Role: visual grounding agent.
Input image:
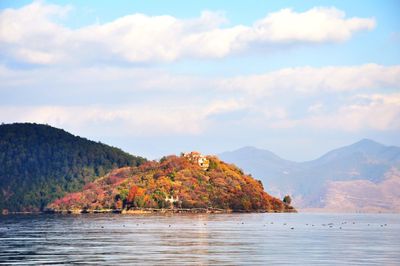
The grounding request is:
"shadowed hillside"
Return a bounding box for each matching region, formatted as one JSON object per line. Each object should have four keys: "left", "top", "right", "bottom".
{"left": 0, "top": 123, "right": 146, "bottom": 212}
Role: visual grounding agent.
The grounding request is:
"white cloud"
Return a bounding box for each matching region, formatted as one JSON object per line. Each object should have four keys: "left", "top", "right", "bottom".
{"left": 0, "top": 64, "right": 210, "bottom": 92}
{"left": 0, "top": 105, "right": 201, "bottom": 136}
{"left": 250, "top": 7, "right": 375, "bottom": 43}
{"left": 204, "top": 99, "right": 247, "bottom": 116}
{"left": 2, "top": 63, "right": 398, "bottom": 95}
{"left": 0, "top": 99, "right": 246, "bottom": 136}
{"left": 0, "top": 1, "right": 71, "bottom": 64}
{"left": 0, "top": 2, "right": 375, "bottom": 64}
{"left": 218, "top": 64, "right": 400, "bottom": 94}
{"left": 275, "top": 93, "right": 400, "bottom": 131}
{"left": 308, "top": 103, "right": 324, "bottom": 113}
{"left": 1, "top": 62, "right": 399, "bottom": 135}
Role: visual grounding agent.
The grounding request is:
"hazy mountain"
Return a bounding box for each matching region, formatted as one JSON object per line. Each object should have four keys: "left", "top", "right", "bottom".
{"left": 0, "top": 123, "right": 146, "bottom": 212}
{"left": 220, "top": 139, "right": 400, "bottom": 212}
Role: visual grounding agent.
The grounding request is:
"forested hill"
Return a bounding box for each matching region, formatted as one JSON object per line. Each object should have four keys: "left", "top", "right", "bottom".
{"left": 48, "top": 154, "right": 295, "bottom": 213}
{"left": 0, "top": 123, "right": 146, "bottom": 212}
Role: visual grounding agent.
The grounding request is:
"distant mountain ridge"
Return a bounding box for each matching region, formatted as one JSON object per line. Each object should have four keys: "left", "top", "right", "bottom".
{"left": 219, "top": 139, "right": 400, "bottom": 212}
{"left": 0, "top": 123, "right": 146, "bottom": 212}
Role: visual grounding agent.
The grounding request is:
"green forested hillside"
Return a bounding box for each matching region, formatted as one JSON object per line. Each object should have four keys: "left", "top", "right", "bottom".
{"left": 0, "top": 123, "right": 146, "bottom": 212}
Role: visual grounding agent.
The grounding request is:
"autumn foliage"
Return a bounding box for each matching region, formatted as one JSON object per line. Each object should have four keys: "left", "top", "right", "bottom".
{"left": 48, "top": 155, "right": 295, "bottom": 212}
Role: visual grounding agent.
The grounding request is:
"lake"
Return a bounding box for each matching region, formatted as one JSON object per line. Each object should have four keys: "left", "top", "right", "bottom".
{"left": 0, "top": 213, "right": 399, "bottom": 265}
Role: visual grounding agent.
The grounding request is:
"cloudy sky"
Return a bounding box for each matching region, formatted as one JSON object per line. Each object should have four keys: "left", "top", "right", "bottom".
{"left": 1, "top": 0, "right": 399, "bottom": 160}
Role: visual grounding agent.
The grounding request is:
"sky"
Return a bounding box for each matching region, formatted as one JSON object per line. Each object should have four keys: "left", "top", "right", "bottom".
{"left": 0, "top": 0, "right": 399, "bottom": 161}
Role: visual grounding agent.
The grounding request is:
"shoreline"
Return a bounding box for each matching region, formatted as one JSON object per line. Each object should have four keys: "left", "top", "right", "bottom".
{"left": 2, "top": 207, "right": 296, "bottom": 215}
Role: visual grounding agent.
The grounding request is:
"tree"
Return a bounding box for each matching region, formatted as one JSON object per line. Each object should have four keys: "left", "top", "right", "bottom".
{"left": 283, "top": 195, "right": 292, "bottom": 205}
{"left": 127, "top": 185, "right": 139, "bottom": 204}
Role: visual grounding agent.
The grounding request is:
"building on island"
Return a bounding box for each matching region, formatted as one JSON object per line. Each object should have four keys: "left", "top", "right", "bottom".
{"left": 165, "top": 195, "right": 179, "bottom": 209}
{"left": 182, "top": 151, "right": 209, "bottom": 170}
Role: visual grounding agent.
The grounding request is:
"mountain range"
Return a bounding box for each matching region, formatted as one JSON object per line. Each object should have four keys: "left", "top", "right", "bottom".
{"left": 219, "top": 139, "right": 400, "bottom": 212}
{"left": 1, "top": 122, "right": 398, "bottom": 213}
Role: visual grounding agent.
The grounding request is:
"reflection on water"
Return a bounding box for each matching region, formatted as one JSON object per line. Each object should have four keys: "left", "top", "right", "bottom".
{"left": 0, "top": 213, "right": 399, "bottom": 265}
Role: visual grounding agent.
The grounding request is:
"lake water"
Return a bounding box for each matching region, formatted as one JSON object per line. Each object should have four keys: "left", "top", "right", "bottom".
{"left": 0, "top": 213, "right": 399, "bottom": 265}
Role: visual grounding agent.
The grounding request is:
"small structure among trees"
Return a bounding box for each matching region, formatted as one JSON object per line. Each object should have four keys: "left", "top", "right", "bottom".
{"left": 164, "top": 195, "right": 180, "bottom": 209}
{"left": 182, "top": 151, "right": 210, "bottom": 170}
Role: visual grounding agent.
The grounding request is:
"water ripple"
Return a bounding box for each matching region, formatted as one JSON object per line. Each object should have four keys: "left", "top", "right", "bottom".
{"left": 0, "top": 213, "right": 399, "bottom": 265}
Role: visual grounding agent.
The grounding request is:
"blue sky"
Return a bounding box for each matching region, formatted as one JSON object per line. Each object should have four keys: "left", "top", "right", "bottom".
{"left": 0, "top": 0, "right": 399, "bottom": 160}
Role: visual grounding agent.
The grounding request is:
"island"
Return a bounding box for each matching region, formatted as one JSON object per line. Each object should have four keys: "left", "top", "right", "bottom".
{"left": 47, "top": 152, "right": 296, "bottom": 214}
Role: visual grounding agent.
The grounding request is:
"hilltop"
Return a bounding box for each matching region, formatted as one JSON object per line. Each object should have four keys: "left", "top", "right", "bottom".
{"left": 0, "top": 123, "right": 146, "bottom": 212}
{"left": 48, "top": 153, "right": 295, "bottom": 213}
